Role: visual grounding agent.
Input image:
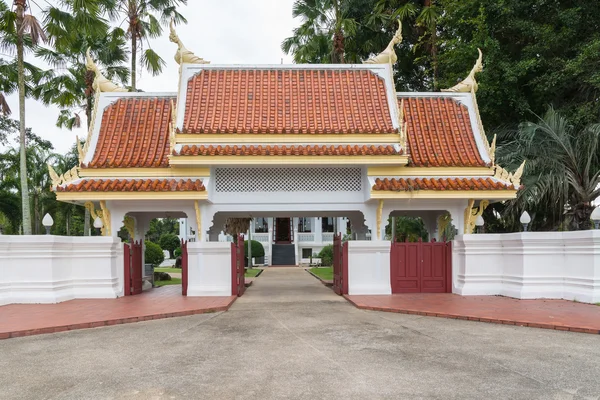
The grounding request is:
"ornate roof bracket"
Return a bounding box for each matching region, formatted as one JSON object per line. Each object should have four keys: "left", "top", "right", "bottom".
{"left": 442, "top": 48, "right": 483, "bottom": 93}
{"left": 169, "top": 19, "right": 210, "bottom": 65}
{"left": 84, "top": 200, "right": 111, "bottom": 236}
{"left": 493, "top": 160, "right": 526, "bottom": 188}
{"left": 464, "top": 199, "right": 489, "bottom": 234}
{"left": 48, "top": 163, "right": 80, "bottom": 190}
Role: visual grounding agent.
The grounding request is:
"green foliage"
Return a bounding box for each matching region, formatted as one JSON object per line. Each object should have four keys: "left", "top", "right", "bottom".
{"left": 159, "top": 233, "right": 181, "bottom": 258}
{"left": 386, "top": 216, "right": 429, "bottom": 242}
{"left": 496, "top": 107, "right": 600, "bottom": 231}
{"left": 318, "top": 245, "right": 333, "bottom": 266}
{"left": 244, "top": 240, "right": 265, "bottom": 258}
{"left": 146, "top": 218, "right": 180, "bottom": 243}
{"left": 144, "top": 241, "right": 164, "bottom": 267}
{"left": 173, "top": 247, "right": 182, "bottom": 258}
{"left": 310, "top": 266, "right": 333, "bottom": 281}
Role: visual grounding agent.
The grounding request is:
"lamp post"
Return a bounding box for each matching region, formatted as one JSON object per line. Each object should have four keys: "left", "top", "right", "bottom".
{"left": 592, "top": 207, "right": 600, "bottom": 229}
{"left": 520, "top": 211, "right": 531, "bottom": 232}
{"left": 42, "top": 213, "right": 54, "bottom": 235}
{"left": 93, "top": 216, "right": 103, "bottom": 235}
{"left": 475, "top": 215, "right": 485, "bottom": 234}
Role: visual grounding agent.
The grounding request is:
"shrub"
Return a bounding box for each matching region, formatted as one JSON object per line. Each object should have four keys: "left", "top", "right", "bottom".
{"left": 318, "top": 245, "right": 333, "bottom": 266}
{"left": 175, "top": 256, "right": 182, "bottom": 268}
{"left": 243, "top": 240, "right": 265, "bottom": 258}
{"left": 173, "top": 247, "right": 182, "bottom": 258}
{"left": 153, "top": 271, "right": 171, "bottom": 281}
{"left": 145, "top": 241, "right": 165, "bottom": 267}
{"left": 159, "top": 233, "right": 181, "bottom": 259}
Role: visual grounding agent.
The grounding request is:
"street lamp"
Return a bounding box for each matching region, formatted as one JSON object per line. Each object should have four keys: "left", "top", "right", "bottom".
{"left": 475, "top": 215, "right": 485, "bottom": 233}
{"left": 42, "top": 213, "right": 54, "bottom": 235}
{"left": 520, "top": 211, "right": 531, "bottom": 232}
{"left": 93, "top": 216, "right": 103, "bottom": 235}
{"left": 592, "top": 207, "right": 600, "bottom": 229}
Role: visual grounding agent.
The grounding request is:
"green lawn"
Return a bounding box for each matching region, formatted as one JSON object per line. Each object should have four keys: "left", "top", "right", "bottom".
{"left": 154, "top": 267, "right": 181, "bottom": 273}
{"left": 245, "top": 269, "right": 261, "bottom": 278}
{"left": 310, "top": 267, "right": 333, "bottom": 281}
{"left": 155, "top": 277, "right": 182, "bottom": 287}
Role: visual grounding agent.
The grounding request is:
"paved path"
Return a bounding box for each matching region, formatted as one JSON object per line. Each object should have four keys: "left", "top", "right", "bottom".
{"left": 346, "top": 293, "right": 600, "bottom": 334}
{"left": 1, "top": 268, "right": 599, "bottom": 399}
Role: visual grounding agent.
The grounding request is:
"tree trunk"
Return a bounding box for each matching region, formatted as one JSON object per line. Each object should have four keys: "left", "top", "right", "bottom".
{"left": 15, "top": 2, "right": 32, "bottom": 235}
{"left": 572, "top": 203, "right": 594, "bottom": 231}
{"left": 83, "top": 72, "right": 94, "bottom": 236}
{"left": 131, "top": 34, "right": 137, "bottom": 91}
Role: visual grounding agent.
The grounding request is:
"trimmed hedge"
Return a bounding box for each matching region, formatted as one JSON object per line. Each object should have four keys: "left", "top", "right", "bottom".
{"left": 145, "top": 241, "right": 165, "bottom": 267}
{"left": 318, "top": 245, "right": 333, "bottom": 266}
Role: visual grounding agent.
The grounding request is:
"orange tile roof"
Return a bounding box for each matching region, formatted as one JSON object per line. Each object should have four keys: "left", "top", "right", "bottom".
{"left": 175, "top": 144, "right": 401, "bottom": 156}
{"left": 372, "top": 177, "right": 513, "bottom": 191}
{"left": 84, "top": 97, "right": 174, "bottom": 169}
{"left": 181, "top": 69, "right": 396, "bottom": 134}
{"left": 57, "top": 179, "right": 205, "bottom": 192}
{"left": 400, "top": 97, "right": 487, "bottom": 167}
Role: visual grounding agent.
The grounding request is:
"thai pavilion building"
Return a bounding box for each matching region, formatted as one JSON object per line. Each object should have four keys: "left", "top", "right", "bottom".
{"left": 46, "top": 21, "right": 524, "bottom": 296}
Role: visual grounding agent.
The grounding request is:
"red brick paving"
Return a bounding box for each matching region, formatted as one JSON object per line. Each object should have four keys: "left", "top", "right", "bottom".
{"left": 344, "top": 294, "right": 600, "bottom": 335}
{"left": 0, "top": 285, "right": 236, "bottom": 340}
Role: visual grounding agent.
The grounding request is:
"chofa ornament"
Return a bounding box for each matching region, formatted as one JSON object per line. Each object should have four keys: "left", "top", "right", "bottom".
{"left": 442, "top": 48, "right": 483, "bottom": 93}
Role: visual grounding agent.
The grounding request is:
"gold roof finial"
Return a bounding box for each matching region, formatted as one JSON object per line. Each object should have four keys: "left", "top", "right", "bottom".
{"left": 169, "top": 19, "right": 210, "bottom": 65}
{"left": 364, "top": 19, "right": 402, "bottom": 65}
{"left": 442, "top": 48, "right": 483, "bottom": 93}
{"left": 85, "top": 48, "right": 127, "bottom": 93}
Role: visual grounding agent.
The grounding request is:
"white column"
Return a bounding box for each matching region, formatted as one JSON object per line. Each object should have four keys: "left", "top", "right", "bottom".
{"left": 347, "top": 240, "right": 392, "bottom": 294}
{"left": 315, "top": 217, "right": 323, "bottom": 244}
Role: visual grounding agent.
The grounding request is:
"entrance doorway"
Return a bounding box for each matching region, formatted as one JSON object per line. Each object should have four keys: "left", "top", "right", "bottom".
{"left": 273, "top": 217, "right": 292, "bottom": 244}
{"left": 390, "top": 240, "right": 452, "bottom": 293}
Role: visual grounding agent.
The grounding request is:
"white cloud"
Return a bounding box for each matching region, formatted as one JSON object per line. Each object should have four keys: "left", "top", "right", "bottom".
{"left": 3, "top": 0, "right": 296, "bottom": 154}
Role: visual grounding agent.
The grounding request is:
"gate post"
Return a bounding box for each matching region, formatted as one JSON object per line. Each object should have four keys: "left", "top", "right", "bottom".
{"left": 124, "top": 243, "right": 131, "bottom": 296}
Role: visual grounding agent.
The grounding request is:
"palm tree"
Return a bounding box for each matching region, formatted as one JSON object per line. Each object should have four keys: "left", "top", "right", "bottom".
{"left": 37, "top": 0, "right": 129, "bottom": 128}
{"left": 0, "top": 0, "right": 47, "bottom": 235}
{"left": 497, "top": 107, "right": 600, "bottom": 231}
{"left": 282, "top": 0, "right": 357, "bottom": 64}
{"left": 109, "top": 0, "right": 186, "bottom": 90}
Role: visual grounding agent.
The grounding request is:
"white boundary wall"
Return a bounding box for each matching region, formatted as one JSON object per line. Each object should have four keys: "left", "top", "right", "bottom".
{"left": 347, "top": 241, "right": 392, "bottom": 295}
{"left": 0, "top": 236, "right": 123, "bottom": 305}
{"left": 454, "top": 231, "right": 600, "bottom": 303}
{"left": 187, "top": 242, "right": 232, "bottom": 296}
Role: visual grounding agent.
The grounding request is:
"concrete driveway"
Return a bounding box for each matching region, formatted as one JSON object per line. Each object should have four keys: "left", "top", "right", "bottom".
{"left": 0, "top": 267, "right": 599, "bottom": 399}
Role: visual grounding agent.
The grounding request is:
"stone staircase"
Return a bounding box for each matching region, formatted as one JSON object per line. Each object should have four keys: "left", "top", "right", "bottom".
{"left": 271, "top": 244, "right": 296, "bottom": 266}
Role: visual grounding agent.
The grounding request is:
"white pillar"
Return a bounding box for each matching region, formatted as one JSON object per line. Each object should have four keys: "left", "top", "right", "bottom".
{"left": 347, "top": 240, "right": 392, "bottom": 294}
{"left": 315, "top": 217, "right": 323, "bottom": 244}
{"left": 267, "top": 217, "right": 273, "bottom": 266}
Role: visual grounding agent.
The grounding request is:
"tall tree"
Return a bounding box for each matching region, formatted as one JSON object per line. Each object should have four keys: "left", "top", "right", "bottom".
{"left": 281, "top": 0, "right": 357, "bottom": 64}
{"left": 109, "top": 0, "right": 186, "bottom": 90}
{"left": 497, "top": 107, "right": 600, "bottom": 231}
{"left": 0, "top": 0, "right": 47, "bottom": 235}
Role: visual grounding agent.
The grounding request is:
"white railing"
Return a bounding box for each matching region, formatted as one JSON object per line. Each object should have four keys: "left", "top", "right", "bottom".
{"left": 297, "top": 232, "right": 315, "bottom": 242}
{"left": 253, "top": 233, "right": 270, "bottom": 243}
{"left": 322, "top": 232, "right": 334, "bottom": 242}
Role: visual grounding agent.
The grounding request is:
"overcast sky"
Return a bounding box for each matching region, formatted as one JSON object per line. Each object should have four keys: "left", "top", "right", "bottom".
{"left": 4, "top": 0, "right": 297, "bottom": 154}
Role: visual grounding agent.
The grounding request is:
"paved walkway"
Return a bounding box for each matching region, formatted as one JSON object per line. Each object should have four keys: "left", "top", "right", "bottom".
{"left": 345, "top": 293, "right": 600, "bottom": 334}
{"left": 0, "top": 285, "right": 235, "bottom": 339}
{"left": 1, "top": 267, "right": 599, "bottom": 399}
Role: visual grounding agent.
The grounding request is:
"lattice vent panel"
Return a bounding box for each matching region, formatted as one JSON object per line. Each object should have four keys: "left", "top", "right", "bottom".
{"left": 214, "top": 167, "right": 362, "bottom": 192}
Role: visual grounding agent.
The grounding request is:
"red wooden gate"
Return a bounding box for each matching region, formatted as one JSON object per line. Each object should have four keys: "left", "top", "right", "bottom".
{"left": 332, "top": 233, "right": 348, "bottom": 295}
{"left": 181, "top": 239, "right": 188, "bottom": 296}
{"left": 231, "top": 234, "right": 246, "bottom": 296}
{"left": 123, "top": 241, "right": 143, "bottom": 296}
{"left": 390, "top": 240, "right": 452, "bottom": 293}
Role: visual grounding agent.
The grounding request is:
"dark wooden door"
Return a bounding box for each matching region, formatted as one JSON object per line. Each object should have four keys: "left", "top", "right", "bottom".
{"left": 131, "top": 241, "right": 143, "bottom": 295}
{"left": 390, "top": 240, "right": 451, "bottom": 293}
{"left": 124, "top": 241, "right": 143, "bottom": 296}
{"left": 181, "top": 240, "right": 188, "bottom": 296}
{"left": 274, "top": 218, "right": 292, "bottom": 243}
{"left": 231, "top": 234, "right": 246, "bottom": 296}
{"left": 332, "top": 233, "right": 348, "bottom": 295}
